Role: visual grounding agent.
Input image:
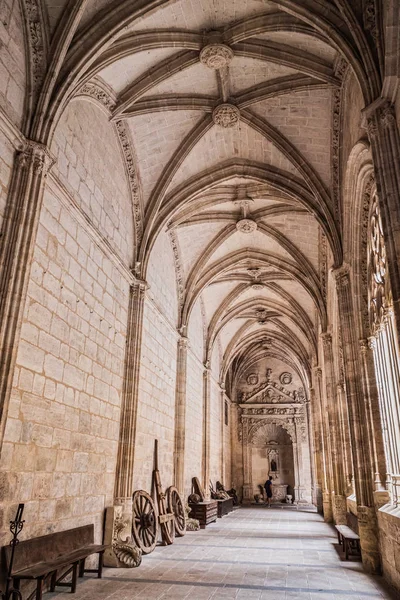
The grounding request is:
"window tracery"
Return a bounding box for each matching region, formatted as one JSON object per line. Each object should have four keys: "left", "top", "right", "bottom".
{"left": 368, "top": 193, "right": 400, "bottom": 505}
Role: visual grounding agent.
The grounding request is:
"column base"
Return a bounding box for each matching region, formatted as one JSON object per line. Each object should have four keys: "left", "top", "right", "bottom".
{"left": 322, "top": 492, "right": 333, "bottom": 523}
{"left": 332, "top": 494, "right": 347, "bottom": 524}
{"left": 104, "top": 505, "right": 142, "bottom": 568}
{"left": 242, "top": 484, "right": 253, "bottom": 504}
{"left": 357, "top": 505, "right": 381, "bottom": 575}
{"left": 373, "top": 489, "right": 390, "bottom": 509}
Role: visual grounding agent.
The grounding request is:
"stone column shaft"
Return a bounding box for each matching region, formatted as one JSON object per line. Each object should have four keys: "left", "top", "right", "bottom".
{"left": 0, "top": 141, "right": 54, "bottom": 451}
{"left": 321, "top": 333, "right": 346, "bottom": 523}
{"left": 202, "top": 366, "right": 211, "bottom": 497}
{"left": 114, "top": 280, "right": 147, "bottom": 505}
{"left": 174, "top": 336, "right": 188, "bottom": 496}
{"left": 314, "top": 367, "right": 333, "bottom": 521}
{"left": 334, "top": 265, "right": 380, "bottom": 574}
{"left": 359, "top": 339, "right": 386, "bottom": 492}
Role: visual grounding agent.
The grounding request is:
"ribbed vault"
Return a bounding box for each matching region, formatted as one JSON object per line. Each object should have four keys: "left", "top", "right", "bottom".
{"left": 22, "top": 0, "right": 388, "bottom": 406}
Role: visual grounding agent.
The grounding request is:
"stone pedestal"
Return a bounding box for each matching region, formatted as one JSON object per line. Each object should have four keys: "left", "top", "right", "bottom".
{"left": 333, "top": 494, "right": 347, "bottom": 524}
{"left": 358, "top": 505, "right": 381, "bottom": 574}
{"left": 103, "top": 505, "right": 142, "bottom": 568}
{"left": 323, "top": 491, "right": 333, "bottom": 522}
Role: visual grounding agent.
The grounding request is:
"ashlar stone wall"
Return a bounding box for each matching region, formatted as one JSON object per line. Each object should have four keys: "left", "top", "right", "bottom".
{"left": 0, "top": 184, "right": 130, "bottom": 545}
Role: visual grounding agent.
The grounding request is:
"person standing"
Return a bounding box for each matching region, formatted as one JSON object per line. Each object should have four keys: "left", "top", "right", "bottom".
{"left": 264, "top": 476, "right": 273, "bottom": 507}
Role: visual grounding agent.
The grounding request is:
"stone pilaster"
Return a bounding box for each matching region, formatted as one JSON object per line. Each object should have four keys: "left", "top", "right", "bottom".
{"left": 321, "top": 332, "right": 346, "bottom": 524}
{"left": 359, "top": 339, "right": 386, "bottom": 492}
{"left": 114, "top": 280, "right": 147, "bottom": 506}
{"left": 174, "top": 335, "right": 189, "bottom": 496}
{"left": 333, "top": 264, "right": 381, "bottom": 574}
{"left": 202, "top": 364, "right": 211, "bottom": 498}
{"left": 0, "top": 141, "right": 54, "bottom": 451}
{"left": 106, "top": 280, "right": 146, "bottom": 567}
{"left": 220, "top": 383, "right": 225, "bottom": 484}
{"left": 314, "top": 366, "right": 333, "bottom": 522}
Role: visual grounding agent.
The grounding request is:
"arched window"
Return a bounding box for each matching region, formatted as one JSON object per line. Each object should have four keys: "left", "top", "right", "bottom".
{"left": 368, "top": 193, "right": 400, "bottom": 505}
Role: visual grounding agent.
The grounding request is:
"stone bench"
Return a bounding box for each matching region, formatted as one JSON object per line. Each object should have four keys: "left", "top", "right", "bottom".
{"left": 4, "top": 524, "right": 108, "bottom": 600}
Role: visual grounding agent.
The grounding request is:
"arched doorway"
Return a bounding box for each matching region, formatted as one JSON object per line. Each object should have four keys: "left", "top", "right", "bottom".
{"left": 251, "top": 423, "right": 295, "bottom": 501}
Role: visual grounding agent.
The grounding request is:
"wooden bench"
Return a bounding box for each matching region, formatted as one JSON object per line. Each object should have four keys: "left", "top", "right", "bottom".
{"left": 335, "top": 512, "right": 361, "bottom": 560}
{"left": 4, "top": 524, "right": 107, "bottom": 600}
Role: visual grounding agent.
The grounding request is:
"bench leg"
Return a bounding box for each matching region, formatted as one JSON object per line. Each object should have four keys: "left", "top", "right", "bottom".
{"left": 345, "top": 540, "right": 349, "bottom": 560}
{"left": 79, "top": 558, "right": 86, "bottom": 577}
{"left": 98, "top": 551, "right": 104, "bottom": 579}
{"left": 71, "top": 562, "right": 79, "bottom": 593}
{"left": 50, "top": 571, "right": 57, "bottom": 592}
{"left": 36, "top": 577, "right": 44, "bottom": 600}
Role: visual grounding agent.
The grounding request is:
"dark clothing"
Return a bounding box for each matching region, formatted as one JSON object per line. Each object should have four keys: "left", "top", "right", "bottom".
{"left": 264, "top": 480, "right": 272, "bottom": 498}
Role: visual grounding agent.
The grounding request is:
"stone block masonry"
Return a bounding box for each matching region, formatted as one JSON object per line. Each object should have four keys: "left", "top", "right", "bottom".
{"left": 0, "top": 185, "right": 130, "bottom": 546}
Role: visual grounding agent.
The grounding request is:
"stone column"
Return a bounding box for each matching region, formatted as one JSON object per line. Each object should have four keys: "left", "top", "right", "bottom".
{"left": 359, "top": 339, "right": 387, "bottom": 495}
{"left": 114, "top": 280, "right": 147, "bottom": 505}
{"left": 309, "top": 379, "right": 324, "bottom": 511}
{"left": 220, "top": 384, "right": 225, "bottom": 484}
{"left": 174, "top": 336, "right": 189, "bottom": 496}
{"left": 242, "top": 418, "right": 252, "bottom": 502}
{"left": 321, "top": 333, "right": 346, "bottom": 524}
{"left": 202, "top": 364, "right": 211, "bottom": 497}
{"left": 315, "top": 367, "right": 334, "bottom": 522}
{"left": 336, "top": 381, "right": 354, "bottom": 496}
{"left": 106, "top": 279, "right": 147, "bottom": 566}
{"left": 0, "top": 141, "right": 54, "bottom": 451}
{"left": 305, "top": 396, "right": 317, "bottom": 505}
{"left": 333, "top": 264, "right": 381, "bottom": 574}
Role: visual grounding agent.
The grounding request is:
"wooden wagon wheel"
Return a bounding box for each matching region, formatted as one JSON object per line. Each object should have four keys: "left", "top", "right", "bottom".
{"left": 132, "top": 490, "right": 158, "bottom": 554}
{"left": 166, "top": 486, "right": 186, "bottom": 537}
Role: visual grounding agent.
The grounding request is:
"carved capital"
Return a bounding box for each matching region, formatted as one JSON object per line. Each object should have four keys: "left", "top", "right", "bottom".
{"left": 200, "top": 44, "right": 234, "bottom": 69}
{"left": 178, "top": 336, "right": 189, "bottom": 349}
{"left": 320, "top": 332, "right": 332, "bottom": 348}
{"left": 18, "top": 141, "right": 54, "bottom": 175}
{"left": 213, "top": 104, "right": 240, "bottom": 128}
{"left": 368, "top": 336, "right": 377, "bottom": 349}
{"left": 380, "top": 102, "right": 396, "bottom": 128}
{"left": 314, "top": 367, "right": 323, "bottom": 379}
{"left": 359, "top": 338, "right": 369, "bottom": 354}
{"left": 366, "top": 117, "right": 378, "bottom": 140}
{"left": 332, "top": 263, "right": 350, "bottom": 289}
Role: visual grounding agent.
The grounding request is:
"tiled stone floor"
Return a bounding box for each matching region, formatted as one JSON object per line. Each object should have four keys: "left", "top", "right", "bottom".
{"left": 50, "top": 505, "right": 399, "bottom": 600}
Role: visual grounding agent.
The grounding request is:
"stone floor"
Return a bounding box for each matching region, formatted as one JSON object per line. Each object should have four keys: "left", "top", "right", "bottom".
{"left": 50, "top": 505, "right": 399, "bottom": 600}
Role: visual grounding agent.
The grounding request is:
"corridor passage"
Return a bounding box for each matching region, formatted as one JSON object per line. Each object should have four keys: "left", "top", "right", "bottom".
{"left": 50, "top": 506, "right": 396, "bottom": 600}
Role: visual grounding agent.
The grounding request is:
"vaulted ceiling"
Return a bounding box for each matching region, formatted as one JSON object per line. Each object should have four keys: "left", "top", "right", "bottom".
{"left": 30, "top": 0, "right": 383, "bottom": 397}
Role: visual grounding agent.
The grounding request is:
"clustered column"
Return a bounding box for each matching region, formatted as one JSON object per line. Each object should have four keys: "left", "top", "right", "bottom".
{"left": 0, "top": 141, "right": 54, "bottom": 449}
{"left": 114, "top": 280, "right": 147, "bottom": 509}
{"left": 202, "top": 363, "right": 211, "bottom": 497}
{"left": 321, "top": 333, "right": 347, "bottom": 524}
{"left": 333, "top": 264, "right": 380, "bottom": 574}
{"left": 174, "top": 335, "right": 189, "bottom": 496}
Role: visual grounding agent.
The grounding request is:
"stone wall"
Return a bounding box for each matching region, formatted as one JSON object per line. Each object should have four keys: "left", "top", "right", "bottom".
{"left": 0, "top": 182, "right": 130, "bottom": 545}
{"left": 378, "top": 508, "right": 400, "bottom": 592}
{"left": 51, "top": 100, "right": 134, "bottom": 266}
{"left": 184, "top": 351, "right": 204, "bottom": 496}
{"left": 0, "top": 0, "right": 26, "bottom": 128}
{"left": 133, "top": 230, "right": 178, "bottom": 492}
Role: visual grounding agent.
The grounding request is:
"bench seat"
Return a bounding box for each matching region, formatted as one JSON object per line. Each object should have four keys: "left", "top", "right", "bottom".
{"left": 335, "top": 523, "right": 361, "bottom": 560}
{"left": 4, "top": 525, "right": 108, "bottom": 600}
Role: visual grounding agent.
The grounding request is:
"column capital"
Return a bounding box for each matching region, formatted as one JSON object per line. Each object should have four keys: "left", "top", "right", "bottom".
{"left": 320, "top": 332, "right": 332, "bottom": 347}
{"left": 331, "top": 263, "right": 350, "bottom": 288}
{"left": 130, "top": 278, "right": 148, "bottom": 293}
{"left": 359, "top": 338, "right": 369, "bottom": 354}
{"left": 177, "top": 335, "right": 189, "bottom": 349}
{"left": 18, "top": 140, "right": 55, "bottom": 174}
{"left": 368, "top": 336, "right": 377, "bottom": 349}
{"left": 313, "top": 366, "right": 322, "bottom": 379}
